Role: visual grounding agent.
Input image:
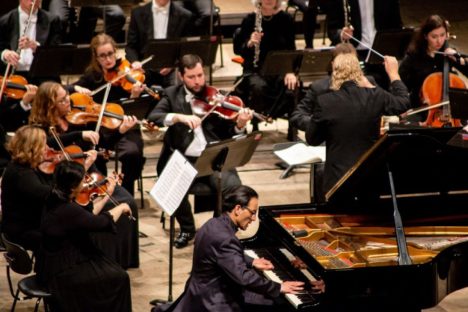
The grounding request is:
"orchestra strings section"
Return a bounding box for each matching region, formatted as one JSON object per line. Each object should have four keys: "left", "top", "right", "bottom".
{"left": 277, "top": 214, "right": 468, "bottom": 269}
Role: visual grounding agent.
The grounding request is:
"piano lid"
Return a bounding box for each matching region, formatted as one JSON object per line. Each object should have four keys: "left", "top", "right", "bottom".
{"left": 326, "top": 127, "right": 468, "bottom": 211}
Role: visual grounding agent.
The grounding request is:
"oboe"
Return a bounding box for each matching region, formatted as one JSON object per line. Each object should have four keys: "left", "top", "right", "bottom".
{"left": 343, "top": 0, "right": 351, "bottom": 28}
{"left": 253, "top": 1, "right": 262, "bottom": 68}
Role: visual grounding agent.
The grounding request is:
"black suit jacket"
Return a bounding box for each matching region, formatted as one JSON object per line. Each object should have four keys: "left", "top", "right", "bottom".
{"left": 0, "top": 8, "right": 61, "bottom": 53}
{"left": 306, "top": 80, "right": 409, "bottom": 192}
{"left": 326, "top": 0, "right": 402, "bottom": 46}
{"left": 147, "top": 84, "right": 239, "bottom": 174}
{"left": 171, "top": 213, "right": 281, "bottom": 312}
{"left": 125, "top": 2, "right": 193, "bottom": 62}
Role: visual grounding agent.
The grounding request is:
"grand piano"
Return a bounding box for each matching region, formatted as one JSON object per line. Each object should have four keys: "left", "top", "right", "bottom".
{"left": 242, "top": 128, "right": 468, "bottom": 311}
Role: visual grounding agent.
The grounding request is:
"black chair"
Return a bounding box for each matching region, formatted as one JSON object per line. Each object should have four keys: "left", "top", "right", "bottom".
{"left": 1, "top": 234, "right": 51, "bottom": 312}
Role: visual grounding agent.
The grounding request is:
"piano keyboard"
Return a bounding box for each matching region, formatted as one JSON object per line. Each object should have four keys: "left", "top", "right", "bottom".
{"left": 244, "top": 248, "right": 320, "bottom": 310}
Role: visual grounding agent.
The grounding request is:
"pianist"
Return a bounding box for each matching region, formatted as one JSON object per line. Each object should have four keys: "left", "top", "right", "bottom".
{"left": 155, "top": 185, "right": 304, "bottom": 312}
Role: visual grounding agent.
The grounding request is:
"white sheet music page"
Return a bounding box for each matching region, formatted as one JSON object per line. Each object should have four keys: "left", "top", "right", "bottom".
{"left": 149, "top": 150, "right": 198, "bottom": 216}
{"left": 274, "top": 143, "right": 326, "bottom": 166}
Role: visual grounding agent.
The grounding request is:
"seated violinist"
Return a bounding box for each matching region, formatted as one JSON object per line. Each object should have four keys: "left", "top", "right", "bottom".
{"left": 0, "top": 125, "right": 97, "bottom": 253}
{"left": 29, "top": 81, "right": 140, "bottom": 269}
{"left": 147, "top": 54, "right": 254, "bottom": 249}
{"left": 37, "top": 160, "right": 132, "bottom": 311}
{"left": 0, "top": 81, "right": 37, "bottom": 132}
{"left": 399, "top": 15, "right": 468, "bottom": 124}
{"left": 68, "top": 33, "right": 149, "bottom": 197}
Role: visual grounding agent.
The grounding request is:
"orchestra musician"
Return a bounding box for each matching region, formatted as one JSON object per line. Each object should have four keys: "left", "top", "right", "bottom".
{"left": 233, "top": 0, "right": 297, "bottom": 138}
{"left": 0, "top": 0, "right": 62, "bottom": 84}
{"left": 126, "top": 0, "right": 193, "bottom": 88}
{"left": 0, "top": 125, "right": 97, "bottom": 253}
{"left": 70, "top": 33, "right": 146, "bottom": 197}
{"left": 37, "top": 160, "right": 132, "bottom": 312}
{"left": 147, "top": 54, "right": 253, "bottom": 249}
{"left": 305, "top": 53, "right": 410, "bottom": 193}
{"left": 0, "top": 82, "right": 37, "bottom": 132}
{"left": 29, "top": 81, "right": 140, "bottom": 269}
{"left": 155, "top": 185, "right": 306, "bottom": 312}
{"left": 399, "top": 14, "right": 468, "bottom": 119}
{"left": 173, "top": 0, "right": 216, "bottom": 36}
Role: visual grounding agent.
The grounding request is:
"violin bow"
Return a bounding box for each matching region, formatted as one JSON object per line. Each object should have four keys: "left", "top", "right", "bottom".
{"left": 94, "top": 82, "right": 112, "bottom": 135}
{"left": 347, "top": 35, "right": 385, "bottom": 60}
{"left": 0, "top": 0, "right": 38, "bottom": 104}
{"left": 90, "top": 55, "right": 154, "bottom": 97}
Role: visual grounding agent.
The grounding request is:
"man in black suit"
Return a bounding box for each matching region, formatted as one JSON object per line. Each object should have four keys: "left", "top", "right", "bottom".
{"left": 126, "top": 0, "right": 193, "bottom": 88}
{"left": 159, "top": 185, "right": 305, "bottom": 312}
{"left": 305, "top": 53, "right": 409, "bottom": 193}
{"left": 0, "top": 0, "right": 61, "bottom": 84}
{"left": 147, "top": 54, "right": 253, "bottom": 248}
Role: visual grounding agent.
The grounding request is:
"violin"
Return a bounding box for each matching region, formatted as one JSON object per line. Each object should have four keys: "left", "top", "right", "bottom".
{"left": 39, "top": 145, "right": 86, "bottom": 174}
{"left": 67, "top": 93, "right": 126, "bottom": 130}
{"left": 75, "top": 172, "right": 111, "bottom": 206}
{"left": 0, "top": 75, "right": 28, "bottom": 100}
{"left": 420, "top": 42, "right": 467, "bottom": 127}
{"left": 192, "top": 86, "right": 272, "bottom": 123}
{"left": 103, "top": 58, "right": 160, "bottom": 100}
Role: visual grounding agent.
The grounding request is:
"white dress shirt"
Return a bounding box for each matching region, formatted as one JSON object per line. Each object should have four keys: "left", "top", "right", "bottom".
{"left": 357, "top": 0, "right": 377, "bottom": 50}
{"left": 152, "top": 1, "right": 170, "bottom": 39}
{"left": 17, "top": 6, "right": 38, "bottom": 71}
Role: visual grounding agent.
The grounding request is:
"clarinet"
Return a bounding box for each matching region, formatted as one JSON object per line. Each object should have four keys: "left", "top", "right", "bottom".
{"left": 253, "top": 1, "right": 262, "bottom": 68}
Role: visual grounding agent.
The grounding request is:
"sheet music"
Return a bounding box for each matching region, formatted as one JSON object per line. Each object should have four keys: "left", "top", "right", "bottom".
{"left": 149, "top": 150, "right": 198, "bottom": 216}
{"left": 274, "top": 143, "right": 326, "bottom": 166}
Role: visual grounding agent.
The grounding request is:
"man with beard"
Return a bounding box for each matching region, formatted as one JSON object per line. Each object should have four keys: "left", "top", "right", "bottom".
{"left": 148, "top": 54, "right": 254, "bottom": 248}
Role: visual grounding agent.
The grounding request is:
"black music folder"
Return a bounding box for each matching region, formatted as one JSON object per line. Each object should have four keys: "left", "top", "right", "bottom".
{"left": 29, "top": 45, "right": 91, "bottom": 77}
{"left": 143, "top": 36, "right": 219, "bottom": 69}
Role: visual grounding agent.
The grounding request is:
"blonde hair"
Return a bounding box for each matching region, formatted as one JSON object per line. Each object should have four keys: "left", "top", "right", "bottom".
{"left": 330, "top": 53, "right": 364, "bottom": 90}
{"left": 29, "top": 81, "right": 65, "bottom": 130}
{"left": 7, "top": 125, "right": 46, "bottom": 168}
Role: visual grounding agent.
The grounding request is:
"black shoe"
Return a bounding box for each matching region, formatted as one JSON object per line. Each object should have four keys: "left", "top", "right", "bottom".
{"left": 174, "top": 232, "right": 195, "bottom": 249}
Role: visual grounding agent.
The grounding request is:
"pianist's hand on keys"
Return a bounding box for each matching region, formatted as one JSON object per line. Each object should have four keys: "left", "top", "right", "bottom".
{"left": 281, "top": 281, "right": 305, "bottom": 294}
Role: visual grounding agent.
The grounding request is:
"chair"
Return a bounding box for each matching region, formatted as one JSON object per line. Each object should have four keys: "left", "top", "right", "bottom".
{"left": 1, "top": 234, "right": 51, "bottom": 312}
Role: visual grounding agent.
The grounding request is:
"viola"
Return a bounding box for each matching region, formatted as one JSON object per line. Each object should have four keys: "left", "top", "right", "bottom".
{"left": 67, "top": 93, "right": 126, "bottom": 130}
{"left": 192, "top": 86, "right": 272, "bottom": 123}
{"left": 103, "top": 58, "right": 160, "bottom": 100}
{"left": 0, "top": 75, "right": 28, "bottom": 100}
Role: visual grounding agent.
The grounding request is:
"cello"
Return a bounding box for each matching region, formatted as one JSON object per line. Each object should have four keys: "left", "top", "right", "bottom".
{"left": 420, "top": 43, "right": 467, "bottom": 127}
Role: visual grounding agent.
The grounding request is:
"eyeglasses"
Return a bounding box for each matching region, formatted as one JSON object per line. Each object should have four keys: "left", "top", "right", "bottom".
{"left": 97, "top": 51, "right": 115, "bottom": 60}
{"left": 242, "top": 206, "right": 257, "bottom": 216}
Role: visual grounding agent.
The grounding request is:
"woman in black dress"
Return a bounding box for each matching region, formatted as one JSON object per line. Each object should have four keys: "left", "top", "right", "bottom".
{"left": 29, "top": 81, "right": 140, "bottom": 269}
{"left": 399, "top": 15, "right": 468, "bottom": 122}
{"left": 233, "top": 0, "right": 297, "bottom": 134}
{"left": 38, "top": 160, "right": 132, "bottom": 311}
{"left": 70, "top": 33, "right": 148, "bottom": 196}
{"left": 1, "top": 125, "right": 52, "bottom": 252}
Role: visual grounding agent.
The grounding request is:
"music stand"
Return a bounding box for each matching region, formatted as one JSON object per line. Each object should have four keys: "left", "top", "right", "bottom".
{"left": 143, "top": 36, "right": 220, "bottom": 84}
{"left": 194, "top": 131, "right": 263, "bottom": 215}
{"left": 29, "top": 45, "right": 91, "bottom": 78}
{"left": 260, "top": 50, "right": 302, "bottom": 77}
{"left": 449, "top": 88, "right": 468, "bottom": 120}
{"left": 367, "top": 28, "right": 414, "bottom": 64}
{"left": 298, "top": 49, "right": 333, "bottom": 80}
{"left": 119, "top": 95, "right": 157, "bottom": 120}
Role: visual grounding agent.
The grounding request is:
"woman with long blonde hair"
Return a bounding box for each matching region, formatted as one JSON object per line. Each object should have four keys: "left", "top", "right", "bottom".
{"left": 1, "top": 125, "right": 51, "bottom": 252}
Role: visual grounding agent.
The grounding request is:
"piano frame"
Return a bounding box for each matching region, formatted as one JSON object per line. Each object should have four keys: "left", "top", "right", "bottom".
{"left": 242, "top": 128, "right": 468, "bottom": 311}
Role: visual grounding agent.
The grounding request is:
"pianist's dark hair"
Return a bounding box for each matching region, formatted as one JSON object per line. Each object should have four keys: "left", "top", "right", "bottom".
{"left": 177, "top": 54, "right": 204, "bottom": 75}
{"left": 222, "top": 185, "right": 258, "bottom": 213}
